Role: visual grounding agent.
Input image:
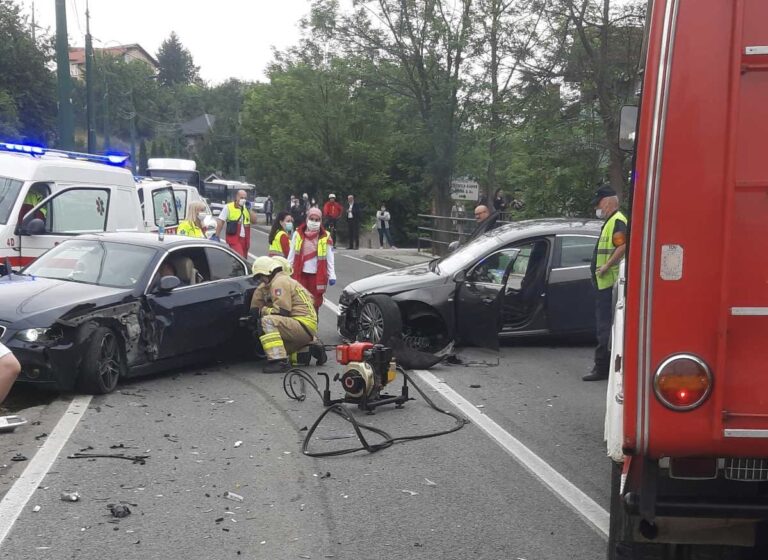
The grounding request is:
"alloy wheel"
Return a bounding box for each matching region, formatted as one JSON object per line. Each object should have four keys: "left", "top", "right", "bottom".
{"left": 359, "top": 302, "right": 384, "bottom": 343}
{"left": 98, "top": 332, "right": 121, "bottom": 388}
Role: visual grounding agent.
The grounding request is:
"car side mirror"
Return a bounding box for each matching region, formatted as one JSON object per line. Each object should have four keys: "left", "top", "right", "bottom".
{"left": 158, "top": 275, "right": 181, "bottom": 292}
{"left": 20, "top": 217, "right": 46, "bottom": 236}
{"left": 454, "top": 269, "right": 467, "bottom": 283}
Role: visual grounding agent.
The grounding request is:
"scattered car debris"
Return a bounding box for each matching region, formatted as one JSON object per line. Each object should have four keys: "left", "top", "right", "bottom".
{"left": 32, "top": 505, "right": 41, "bottom": 512}
{"left": 223, "top": 491, "right": 244, "bottom": 502}
{"left": 34, "top": 432, "right": 48, "bottom": 440}
{"left": 0, "top": 415, "right": 27, "bottom": 433}
{"left": 423, "top": 478, "right": 437, "bottom": 487}
{"left": 67, "top": 452, "right": 149, "bottom": 465}
{"left": 469, "top": 384, "right": 481, "bottom": 388}
{"left": 400, "top": 489, "right": 419, "bottom": 496}
{"left": 108, "top": 504, "right": 131, "bottom": 518}
{"left": 10, "top": 453, "right": 27, "bottom": 462}
{"left": 60, "top": 491, "right": 81, "bottom": 502}
{"left": 234, "top": 441, "right": 243, "bottom": 448}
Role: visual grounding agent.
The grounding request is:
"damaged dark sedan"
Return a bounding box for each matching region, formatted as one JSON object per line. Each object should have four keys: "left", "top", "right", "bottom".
{"left": 0, "top": 233, "right": 256, "bottom": 393}
{"left": 338, "top": 219, "right": 602, "bottom": 351}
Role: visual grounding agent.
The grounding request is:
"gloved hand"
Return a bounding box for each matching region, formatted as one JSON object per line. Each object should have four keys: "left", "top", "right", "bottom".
{"left": 262, "top": 307, "right": 277, "bottom": 316}
{"left": 329, "top": 279, "right": 336, "bottom": 286}
{"left": 210, "top": 234, "right": 221, "bottom": 242}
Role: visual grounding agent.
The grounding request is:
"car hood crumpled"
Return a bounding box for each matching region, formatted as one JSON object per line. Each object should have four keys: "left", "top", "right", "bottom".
{"left": 0, "top": 275, "right": 128, "bottom": 327}
{"left": 345, "top": 262, "right": 448, "bottom": 297}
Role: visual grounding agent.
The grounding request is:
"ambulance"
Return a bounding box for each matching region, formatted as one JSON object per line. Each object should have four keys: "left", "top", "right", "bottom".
{"left": 0, "top": 143, "right": 177, "bottom": 271}
{"left": 135, "top": 177, "right": 215, "bottom": 237}
{"left": 606, "top": 0, "right": 768, "bottom": 557}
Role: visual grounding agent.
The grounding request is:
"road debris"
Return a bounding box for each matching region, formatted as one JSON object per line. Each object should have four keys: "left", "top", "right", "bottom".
{"left": 32, "top": 505, "right": 41, "bottom": 512}
{"left": 0, "top": 415, "right": 27, "bottom": 433}
{"left": 60, "top": 491, "right": 81, "bottom": 502}
{"left": 11, "top": 453, "right": 27, "bottom": 462}
{"left": 469, "top": 384, "right": 481, "bottom": 389}
{"left": 234, "top": 441, "right": 243, "bottom": 448}
{"left": 67, "top": 452, "right": 149, "bottom": 465}
{"left": 400, "top": 489, "right": 419, "bottom": 496}
{"left": 108, "top": 504, "right": 131, "bottom": 518}
{"left": 423, "top": 478, "right": 437, "bottom": 487}
{"left": 223, "top": 491, "right": 244, "bottom": 502}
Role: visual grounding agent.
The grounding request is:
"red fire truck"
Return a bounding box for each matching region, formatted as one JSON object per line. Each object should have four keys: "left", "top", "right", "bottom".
{"left": 605, "top": 0, "right": 768, "bottom": 557}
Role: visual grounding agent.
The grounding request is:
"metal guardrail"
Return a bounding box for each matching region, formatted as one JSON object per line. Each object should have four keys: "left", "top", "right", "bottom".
{"left": 416, "top": 212, "right": 514, "bottom": 254}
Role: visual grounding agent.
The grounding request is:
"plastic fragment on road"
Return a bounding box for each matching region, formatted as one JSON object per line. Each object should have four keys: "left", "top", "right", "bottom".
{"left": 108, "top": 504, "right": 131, "bottom": 518}
{"left": 60, "top": 491, "right": 81, "bottom": 502}
{"left": 0, "top": 415, "right": 28, "bottom": 433}
{"left": 223, "top": 491, "right": 244, "bottom": 502}
{"left": 234, "top": 441, "right": 243, "bottom": 448}
{"left": 400, "top": 489, "right": 419, "bottom": 496}
{"left": 423, "top": 478, "right": 437, "bottom": 486}
{"left": 11, "top": 453, "right": 27, "bottom": 462}
{"left": 33, "top": 505, "right": 41, "bottom": 512}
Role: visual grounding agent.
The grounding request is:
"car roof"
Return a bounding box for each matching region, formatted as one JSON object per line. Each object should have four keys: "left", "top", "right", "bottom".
{"left": 72, "top": 232, "right": 234, "bottom": 250}
{"left": 484, "top": 218, "right": 602, "bottom": 242}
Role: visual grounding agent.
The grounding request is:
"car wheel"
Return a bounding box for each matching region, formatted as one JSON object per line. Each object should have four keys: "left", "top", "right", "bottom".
{"left": 356, "top": 295, "right": 402, "bottom": 345}
{"left": 78, "top": 326, "right": 123, "bottom": 394}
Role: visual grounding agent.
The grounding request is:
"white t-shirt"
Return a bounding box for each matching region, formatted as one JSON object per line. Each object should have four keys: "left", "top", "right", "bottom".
{"left": 218, "top": 204, "right": 246, "bottom": 237}
{"left": 347, "top": 202, "right": 354, "bottom": 219}
{"left": 0, "top": 343, "right": 11, "bottom": 359}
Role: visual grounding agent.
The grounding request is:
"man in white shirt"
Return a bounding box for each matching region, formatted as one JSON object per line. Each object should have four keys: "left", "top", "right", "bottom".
{"left": 345, "top": 194, "right": 361, "bottom": 250}
{"left": 0, "top": 343, "right": 21, "bottom": 404}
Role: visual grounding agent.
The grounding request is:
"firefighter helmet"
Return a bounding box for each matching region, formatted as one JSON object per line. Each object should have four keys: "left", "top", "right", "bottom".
{"left": 251, "top": 256, "right": 280, "bottom": 277}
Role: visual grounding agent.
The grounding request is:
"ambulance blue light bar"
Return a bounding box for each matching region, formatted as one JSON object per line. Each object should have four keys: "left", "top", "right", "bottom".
{"left": 0, "top": 142, "right": 130, "bottom": 166}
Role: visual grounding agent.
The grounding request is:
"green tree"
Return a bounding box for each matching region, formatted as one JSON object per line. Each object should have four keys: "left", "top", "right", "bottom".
{"left": 156, "top": 32, "right": 201, "bottom": 87}
{"left": 0, "top": 0, "right": 56, "bottom": 142}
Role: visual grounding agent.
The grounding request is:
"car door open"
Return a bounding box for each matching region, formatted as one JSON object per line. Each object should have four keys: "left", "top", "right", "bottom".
{"left": 456, "top": 247, "right": 520, "bottom": 349}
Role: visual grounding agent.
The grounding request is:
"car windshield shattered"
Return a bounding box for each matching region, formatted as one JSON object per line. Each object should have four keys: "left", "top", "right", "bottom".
{"left": 23, "top": 239, "right": 157, "bottom": 288}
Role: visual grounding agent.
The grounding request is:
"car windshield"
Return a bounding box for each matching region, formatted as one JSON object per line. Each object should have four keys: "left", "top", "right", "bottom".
{"left": 0, "top": 176, "right": 24, "bottom": 224}
{"left": 24, "top": 239, "right": 157, "bottom": 289}
{"left": 434, "top": 230, "right": 508, "bottom": 275}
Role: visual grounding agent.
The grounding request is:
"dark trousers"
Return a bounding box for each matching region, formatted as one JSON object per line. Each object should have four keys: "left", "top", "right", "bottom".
{"left": 378, "top": 227, "right": 392, "bottom": 247}
{"left": 347, "top": 219, "right": 359, "bottom": 249}
{"left": 594, "top": 287, "right": 614, "bottom": 375}
{"left": 265, "top": 212, "right": 273, "bottom": 225}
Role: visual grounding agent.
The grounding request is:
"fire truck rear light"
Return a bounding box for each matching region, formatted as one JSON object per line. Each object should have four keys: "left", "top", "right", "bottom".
{"left": 653, "top": 354, "right": 712, "bottom": 411}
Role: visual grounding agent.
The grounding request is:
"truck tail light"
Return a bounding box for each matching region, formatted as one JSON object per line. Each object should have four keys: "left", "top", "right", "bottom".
{"left": 653, "top": 354, "right": 712, "bottom": 411}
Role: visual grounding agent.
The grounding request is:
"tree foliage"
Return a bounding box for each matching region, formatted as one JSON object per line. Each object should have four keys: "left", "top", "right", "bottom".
{"left": 0, "top": 0, "right": 56, "bottom": 142}
{"left": 156, "top": 31, "right": 201, "bottom": 87}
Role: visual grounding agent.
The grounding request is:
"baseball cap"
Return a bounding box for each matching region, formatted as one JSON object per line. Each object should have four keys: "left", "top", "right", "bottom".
{"left": 590, "top": 185, "right": 617, "bottom": 206}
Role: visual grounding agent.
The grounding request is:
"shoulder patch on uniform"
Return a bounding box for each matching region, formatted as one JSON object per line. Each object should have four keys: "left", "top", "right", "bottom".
{"left": 273, "top": 288, "right": 283, "bottom": 297}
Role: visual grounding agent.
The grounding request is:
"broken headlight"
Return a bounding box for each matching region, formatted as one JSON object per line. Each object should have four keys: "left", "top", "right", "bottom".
{"left": 15, "top": 327, "right": 61, "bottom": 343}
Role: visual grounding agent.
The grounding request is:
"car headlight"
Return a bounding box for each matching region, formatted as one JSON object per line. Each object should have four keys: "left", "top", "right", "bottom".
{"left": 15, "top": 328, "right": 52, "bottom": 343}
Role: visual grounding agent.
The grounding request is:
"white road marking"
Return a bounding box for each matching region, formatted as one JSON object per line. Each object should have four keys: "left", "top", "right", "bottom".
{"left": 321, "top": 299, "right": 609, "bottom": 538}
{"left": 338, "top": 253, "right": 392, "bottom": 270}
{"left": 323, "top": 299, "right": 341, "bottom": 316}
{"left": 414, "top": 370, "right": 610, "bottom": 539}
{"left": 0, "top": 395, "right": 92, "bottom": 545}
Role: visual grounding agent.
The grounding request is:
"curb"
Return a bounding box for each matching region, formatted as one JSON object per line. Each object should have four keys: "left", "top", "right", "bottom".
{"left": 363, "top": 253, "right": 431, "bottom": 270}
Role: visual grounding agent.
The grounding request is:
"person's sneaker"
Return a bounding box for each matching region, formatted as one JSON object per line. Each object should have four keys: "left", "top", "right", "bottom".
{"left": 582, "top": 370, "right": 609, "bottom": 381}
{"left": 309, "top": 342, "right": 328, "bottom": 366}
{"left": 262, "top": 359, "right": 291, "bottom": 374}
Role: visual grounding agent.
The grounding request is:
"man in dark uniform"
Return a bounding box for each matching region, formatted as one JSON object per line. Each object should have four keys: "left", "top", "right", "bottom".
{"left": 583, "top": 185, "right": 628, "bottom": 381}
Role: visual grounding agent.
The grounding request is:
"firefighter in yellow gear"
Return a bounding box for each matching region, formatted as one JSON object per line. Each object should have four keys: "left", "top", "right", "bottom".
{"left": 250, "top": 256, "right": 327, "bottom": 373}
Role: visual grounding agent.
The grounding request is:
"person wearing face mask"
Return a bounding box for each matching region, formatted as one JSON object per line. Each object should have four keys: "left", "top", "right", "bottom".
{"left": 250, "top": 257, "right": 327, "bottom": 373}
{"left": 375, "top": 204, "right": 395, "bottom": 249}
{"left": 288, "top": 207, "right": 336, "bottom": 313}
{"left": 177, "top": 201, "right": 208, "bottom": 238}
{"left": 584, "top": 184, "right": 627, "bottom": 382}
{"left": 214, "top": 189, "right": 257, "bottom": 258}
{"left": 268, "top": 211, "right": 293, "bottom": 257}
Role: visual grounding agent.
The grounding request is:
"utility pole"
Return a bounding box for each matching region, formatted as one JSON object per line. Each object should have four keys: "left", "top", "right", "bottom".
{"left": 54, "top": 0, "right": 74, "bottom": 149}
{"left": 85, "top": 0, "right": 96, "bottom": 153}
{"left": 102, "top": 79, "right": 110, "bottom": 150}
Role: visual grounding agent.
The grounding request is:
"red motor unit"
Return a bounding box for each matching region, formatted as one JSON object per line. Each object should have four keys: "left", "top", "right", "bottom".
{"left": 336, "top": 342, "right": 373, "bottom": 365}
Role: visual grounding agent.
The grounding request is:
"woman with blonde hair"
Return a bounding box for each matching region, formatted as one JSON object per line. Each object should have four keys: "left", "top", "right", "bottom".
{"left": 177, "top": 201, "right": 208, "bottom": 238}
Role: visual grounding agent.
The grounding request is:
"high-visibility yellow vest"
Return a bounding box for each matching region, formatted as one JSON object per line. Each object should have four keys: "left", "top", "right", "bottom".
{"left": 595, "top": 211, "right": 627, "bottom": 290}
{"left": 269, "top": 230, "right": 288, "bottom": 256}
{"left": 226, "top": 202, "right": 251, "bottom": 225}
{"left": 292, "top": 233, "right": 329, "bottom": 259}
{"left": 24, "top": 190, "right": 48, "bottom": 216}
{"left": 177, "top": 219, "right": 204, "bottom": 238}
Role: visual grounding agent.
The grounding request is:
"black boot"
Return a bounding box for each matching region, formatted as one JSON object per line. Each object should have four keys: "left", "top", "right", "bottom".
{"left": 295, "top": 351, "right": 311, "bottom": 366}
{"left": 309, "top": 341, "right": 328, "bottom": 366}
{"left": 582, "top": 368, "right": 609, "bottom": 381}
{"left": 263, "top": 359, "right": 291, "bottom": 374}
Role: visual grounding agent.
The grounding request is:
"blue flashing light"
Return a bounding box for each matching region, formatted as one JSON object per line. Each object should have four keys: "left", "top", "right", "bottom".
{"left": 0, "top": 142, "right": 44, "bottom": 155}
{"left": 0, "top": 141, "right": 130, "bottom": 167}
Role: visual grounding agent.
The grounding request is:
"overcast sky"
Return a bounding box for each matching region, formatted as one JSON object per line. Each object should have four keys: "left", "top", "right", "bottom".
{"left": 18, "top": 0, "right": 329, "bottom": 84}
